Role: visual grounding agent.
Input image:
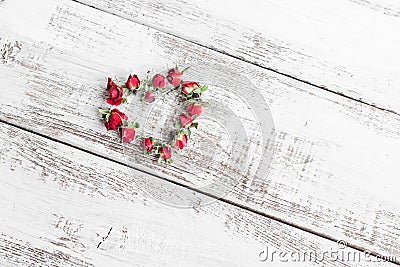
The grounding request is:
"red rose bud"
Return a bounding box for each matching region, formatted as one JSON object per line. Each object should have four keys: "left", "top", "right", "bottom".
{"left": 152, "top": 74, "right": 166, "bottom": 89}
{"left": 121, "top": 127, "right": 135, "bottom": 143}
{"left": 144, "top": 91, "right": 155, "bottom": 103}
{"left": 159, "top": 146, "right": 172, "bottom": 160}
{"left": 104, "top": 109, "right": 128, "bottom": 131}
{"left": 166, "top": 68, "right": 181, "bottom": 87}
{"left": 179, "top": 113, "right": 193, "bottom": 128}
{"left": 181, "top": 81, "right": 200, "bottom": 95}
{"left": 186, "top": 103, "right": 202, "bottom": 117}
{"left": 107, "top": 77, "right": 116, "bottom": 90}
{"left": 125, "top": 74, "right": 140, "bottom": 90}
{"left": 174, "top": 134, "right": 188, "bottom": 149}
{"left": 141, "top": 137, "right": 154, "bottom": 152}
{"left": 106, "top": 78, "right": 124, "bottom": 106}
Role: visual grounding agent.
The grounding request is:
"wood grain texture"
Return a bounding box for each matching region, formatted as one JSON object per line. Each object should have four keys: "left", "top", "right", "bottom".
{"left": 2, "top": 122, "right": 394, "bottom": 267}
{"left": 77, "top": 0, "right": 400, "bottom": 114}
{"left": 0, "top": 0, "right": 400, "bottom": 262}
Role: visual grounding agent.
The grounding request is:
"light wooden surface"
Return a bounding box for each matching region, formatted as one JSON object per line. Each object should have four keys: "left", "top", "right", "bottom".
{"left": 78, "top": 0, "right": 400, "bottom": 114}
{"left": 0, "top": 0, "right": 399, "bottom": 266}
{"left": 2, "top": 122, "right": 395, "bottom": 266}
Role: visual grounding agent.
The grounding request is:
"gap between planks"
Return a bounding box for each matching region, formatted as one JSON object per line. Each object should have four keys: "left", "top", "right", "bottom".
{"left": 2, "top": 118, "right": 399, "bottom": 266}
{"left": 70, "top": 0, "right": 400, "bottom": 117}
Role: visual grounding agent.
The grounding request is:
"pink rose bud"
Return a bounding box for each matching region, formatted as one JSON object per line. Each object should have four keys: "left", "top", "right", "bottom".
{"left": 125, "top": 74, "right": 140, "bottom": 90}
{"left": 152, "top": 74, "right": 166, "bottom": 89}
{"left": 181, "top": 81, "right": 200, "bottom": 95}
{"left": 121, "top": 127, "right": 136, "bottom": 143}
{"left": 144, "top": 91, "right": 155, "bottom": 103}
{"left": 141, "top": 137, "right": 154, "bottom": 152}
{"left": 179, "top": 113, "right": 193, "bottom": 128}
{"left": 174, "top": 134, "right": 188, "bottom": 149}
{"left": 186, "top": 103, "right": 202, "bottom": 117}
{"left": 159, "top": 146, "right": 172, "bottom": 160}
{"left": 166, "top": 68, "right": 182, "bottom": 87}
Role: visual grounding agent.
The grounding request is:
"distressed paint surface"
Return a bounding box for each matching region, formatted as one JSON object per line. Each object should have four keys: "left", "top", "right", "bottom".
{"left": 2, "top": 122, "right": 393, "bottom": 266}
{"left": 78, "top": 0, "right": 400, "bottom": 114}
{"left": 0, "top": 0, "right": 399, "bottom": 265}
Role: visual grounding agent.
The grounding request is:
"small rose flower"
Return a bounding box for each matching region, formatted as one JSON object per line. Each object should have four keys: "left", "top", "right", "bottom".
{"left": 144, "top": 91, "right": 155, "bottom": 103}
{"left": 159, "top": 146, "right": 172, "bottom": 160}
{"left": 181, "top": 81, "right": 200, "bottom": 95}
{"left": 187, "top": 103, "right": 202, "bottom": 117}
{"left": 106, "top": 77, "right": 115, "bottom": 90}
{"left": 166, "top": 68, "right": 181, "bottom": 87}
{"left": 104, "top": 109, "right": 127, "bottom": 131}
{"left": 121, "top": 127, "right": 135, "bottom": 143}
{"left": 174, "top": 133, "right": 188, "bottom": 149}
{"left": 152, "top": 74, "right": 166, "bottom": 89}
{"left": 179, "top": 113, "right": 193, "bottom": 128}
{"left": 141, "top": 137, "right": 154, "bottom": 152}
{"left": 125, "top": 74, "right": 140, "bottom": 91}
{"left": 106, "top": 78, "right": 124, "bottom": 106}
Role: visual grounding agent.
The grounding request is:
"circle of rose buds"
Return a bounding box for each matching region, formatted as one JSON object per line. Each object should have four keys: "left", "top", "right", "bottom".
{"left": 98, "top": 66, "right": 208, "bottom": 163}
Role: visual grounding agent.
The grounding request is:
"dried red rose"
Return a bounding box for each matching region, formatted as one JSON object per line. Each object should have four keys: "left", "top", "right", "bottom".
{"left": 187, "top": 103, "right": 202, "bottom": 117}
{"left": 121, "top": 127, "right": 135, "bottom": 143}
{"left": 179, "top": 113, "right": 193, "bottom": 128}
{"left": 152, "top": 74, "right": 166, "bottom": 89}
{"left": 144, "top": 91, "right": 155, "bottom": 103}
{"left": 159, "top": 146, "right": 172, "bottom": 160}
{"left": 174, "top": 134, "right": 188, "bottom": 149}
{"left": 106, "top": 78, "right": 124, "bottom": 106}
{"left": 104, "top": 109, "right": 127, "bottom": 131}
{"left": 101, "top": 66, "right": 208, "bottom": 163}
{"left": 166, "top": 68, "right": 181, "bottom": 87}
{"left": 125, "top": 74, "right": 140, "bottom": 91}
{"left": 181, "top": 81, "right": 200, "bottom": 95}
{"left": 142, "top": 137, "right": 154, "bottom": 152}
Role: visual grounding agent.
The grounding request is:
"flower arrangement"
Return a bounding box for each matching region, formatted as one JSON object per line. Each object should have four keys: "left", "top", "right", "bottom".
{"left": 98, "top": 66, "right": 208, "bottom": 163}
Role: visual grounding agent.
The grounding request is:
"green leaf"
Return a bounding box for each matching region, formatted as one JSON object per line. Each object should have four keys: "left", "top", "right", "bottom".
{"left": 122, "top": 97, "right": 127, "bottom": 103}
{"left": 105, "top": 113, "right": 111, "bottom": 122}
{"left": 186, "top": 93, "right": 193, "bottom": 100}
{"left": 126, "top": 122, "right": 137, "bottom": 128}
{"left": 191, "top": 122, "right": 199, "bottom": 129}
{"left": 124, "top": 88, "right": 132, "bottom": 96}
{"left": 98, "top": 108, "right": 110, "bottom": 115}
{"left": 200, "top": 84, "right": 208, "bottom": 92}
{"left": 132, "top": 122, "right": 140, "bottom": 128}
{"left": 201, "top": 101, "right": 210, "bottom": 107}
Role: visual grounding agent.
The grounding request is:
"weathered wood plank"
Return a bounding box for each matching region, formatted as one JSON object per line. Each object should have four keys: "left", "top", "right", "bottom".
{"left": 0, "top": 0, "right": 400, "bottom": 261}
{"left": 77, "top": 0, "right": 400, "bottom": 114}
{"left": 2, "top": 122, "right": 394, "bottom": 266}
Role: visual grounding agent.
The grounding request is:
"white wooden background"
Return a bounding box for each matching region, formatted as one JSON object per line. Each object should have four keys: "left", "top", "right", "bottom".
{"left": 0, "top": 0, "right": 399, "bottom": 266}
